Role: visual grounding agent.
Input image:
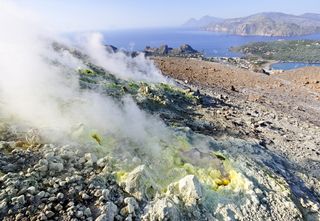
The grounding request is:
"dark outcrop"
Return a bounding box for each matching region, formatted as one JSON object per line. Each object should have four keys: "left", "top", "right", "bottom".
{"left": 144, "top": 44, "right": 201, "bottom": 57}
{"left": 105, "top": 45, "right": 118, "bottom": 53}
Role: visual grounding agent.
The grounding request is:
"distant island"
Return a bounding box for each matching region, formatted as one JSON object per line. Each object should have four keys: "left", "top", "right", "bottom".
{"left": 103, "top": 44, "right": 202, "bottom": 58}
{"left": 143, "top": 44, "right": 201, "bottom": 57}
{"left": 231, "top": 40, "right": 320, "bottom": 62}
{"left": 183, "top": 12, "right": 320, "bottom": 36}
{"left": 182, "top": 15, "right": 223, "bottom": 28}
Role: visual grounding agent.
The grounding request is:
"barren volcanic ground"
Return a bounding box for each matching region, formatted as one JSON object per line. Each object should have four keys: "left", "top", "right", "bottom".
{"left": 154, "top": 57, "right": 320, "bottom": 126}
{"left": 153, "top": 57, "right": 320, "bottom": 218}
{"left": 0, "top": 53, "right": 320, "bottom": 221}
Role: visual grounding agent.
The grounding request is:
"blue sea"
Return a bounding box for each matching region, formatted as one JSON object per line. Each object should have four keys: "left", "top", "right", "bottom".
{"left": 102, "top": 28, "right": 320, "bottom": 58}
{"left": 271, "top": 62, "right": 320, "bottom": 70}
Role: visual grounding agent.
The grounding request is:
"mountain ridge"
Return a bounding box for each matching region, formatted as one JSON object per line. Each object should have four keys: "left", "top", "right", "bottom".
{"left": 205, "top": 12, "right": 320, "bottom": 36}
{"left": 183, "top": 12, "right": 320, "bottom": 36}
{"left": 182, "top": 15, "right": 223, "bottom": 28}
{"left": 301, "top": 13, "right": 320, "bottom": 21}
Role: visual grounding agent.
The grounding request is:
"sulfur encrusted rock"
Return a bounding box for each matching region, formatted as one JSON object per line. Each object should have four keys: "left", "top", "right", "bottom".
{"left": 124, "top": 165, "right": 160, "bottom": 201}
{"left": 143, "top": 197, "right": 181, "bottom": 221}
{"left": 177, "top": 175, "right": 203, "bottom": 205}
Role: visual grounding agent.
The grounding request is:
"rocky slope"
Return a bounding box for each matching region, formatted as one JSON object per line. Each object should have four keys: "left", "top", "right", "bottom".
{"left": 274, "top": 66, "right": 320, "bottom": 92}
{"left": 154, "top": 57, "right": 320, "bottom": 219}
{"left": 204, "top": 12, "right": 320, "bottom": 36}
{"left": 0, "top": 46, "right": 319, "bottom": 221}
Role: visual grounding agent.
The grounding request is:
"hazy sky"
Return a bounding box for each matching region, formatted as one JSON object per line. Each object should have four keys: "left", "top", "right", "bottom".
{"left": 12, "top": 0, "right": 320, "bottom": 31}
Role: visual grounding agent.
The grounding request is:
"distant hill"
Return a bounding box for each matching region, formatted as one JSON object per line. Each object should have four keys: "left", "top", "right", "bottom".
{"left": 182, "top": 15, "right": 223, "bottom": 28}
{"left": 301, "top": 13, "right": 320, "bottom": 21}
{"left": 204, "top": 12, "right": 320, "bottom": 36}
{"left": 231, "top": 40, "right": 320, "bottom": 62}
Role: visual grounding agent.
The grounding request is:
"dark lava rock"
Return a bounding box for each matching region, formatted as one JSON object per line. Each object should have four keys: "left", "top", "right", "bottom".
{"left": 105, "top": 45, "right": 118, "bottom": 53}
{"left": 144, "top": 44, "right": 201, "bottom": 57}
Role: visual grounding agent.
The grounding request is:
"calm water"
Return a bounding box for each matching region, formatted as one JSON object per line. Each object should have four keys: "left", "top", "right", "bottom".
{"left": 271, "top": 62, "right": 320, "bottom": 70}
{"left": 102, "top": 28, "right": 320, "bottom": 57}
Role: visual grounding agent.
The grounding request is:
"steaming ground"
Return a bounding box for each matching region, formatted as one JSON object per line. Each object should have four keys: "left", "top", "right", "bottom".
{"left": 0, "top": 2, "right": 168, "bottom": 149}
{"left": 0, "top": 2, "right": 320, "bottom": 221}
{"left": 75, "top": 33, "right": 167, "bottom": 83}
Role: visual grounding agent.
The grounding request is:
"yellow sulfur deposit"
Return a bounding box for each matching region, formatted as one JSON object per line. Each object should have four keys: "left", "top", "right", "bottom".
{"left": 179, "top": 160, "right": 248, "bottom": 191}
{"left": 116, "top": 170, "right": 129, "bottom": 183}
{"left": 78, "top": 68, "right": 95, "bottom": 75}
{"left": 113, "top": 154, "right": 249, "bottom": 198}
{"left": 182, "top": 163, "right": 223, "bottom": 190}
{"left": 95, "top": 133, "right": 249, "bottom": 195}
{"left": 15, "top": 140, "right": 30, "bottom": 149}
{"left": 91, "top": 133, "right": 102, "bottom": 145}
{"left": 214, "top": 178, "right": 230, "bottom": 186}
{"left": 227, "top": 169, "right": 250, "bottom": 191}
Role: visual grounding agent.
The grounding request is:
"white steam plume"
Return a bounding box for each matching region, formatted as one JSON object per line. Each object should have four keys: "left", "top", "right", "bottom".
{"left": 0, "top": 1, "right": 172, "bottom": 156}
{"left": 75, "top": 32, "right": 168, "bottom": 82}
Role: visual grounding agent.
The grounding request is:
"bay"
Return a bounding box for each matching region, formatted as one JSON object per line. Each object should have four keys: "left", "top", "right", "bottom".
{"left": 102, "top": 28, "right": 320, "bottom": 57}
{"left": 271, "top": 62, "right": 320, "bottom": 70}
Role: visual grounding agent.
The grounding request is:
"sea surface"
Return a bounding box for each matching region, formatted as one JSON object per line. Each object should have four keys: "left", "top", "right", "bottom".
{"left": 271, "top": 62, "right": 320, "bottom": 70}
{"left": 102, "top": 28, "right": 320, "bottom": 58}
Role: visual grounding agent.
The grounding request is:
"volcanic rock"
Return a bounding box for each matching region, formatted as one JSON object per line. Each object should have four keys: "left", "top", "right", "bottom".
{"left": 143, "top": 197, "right": 181, "bottom": 221}
{"left": 124, "top": 165, "right": 159, "bottom": 201}
{"left": 177, "top": 175, "right": 203, "bottom": 205}
{"left": 144, "top": 44, "right": 201, "bottom": 57}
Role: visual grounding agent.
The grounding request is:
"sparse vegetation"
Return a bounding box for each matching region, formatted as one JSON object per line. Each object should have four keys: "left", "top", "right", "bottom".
{"left": 232, "top": 40, "right": 320, "bottom": 62}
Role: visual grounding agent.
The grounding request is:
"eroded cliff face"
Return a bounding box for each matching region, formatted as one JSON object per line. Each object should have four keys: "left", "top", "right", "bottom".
{"left": 204, "top": 13, "right": 320, "bottom": 36}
